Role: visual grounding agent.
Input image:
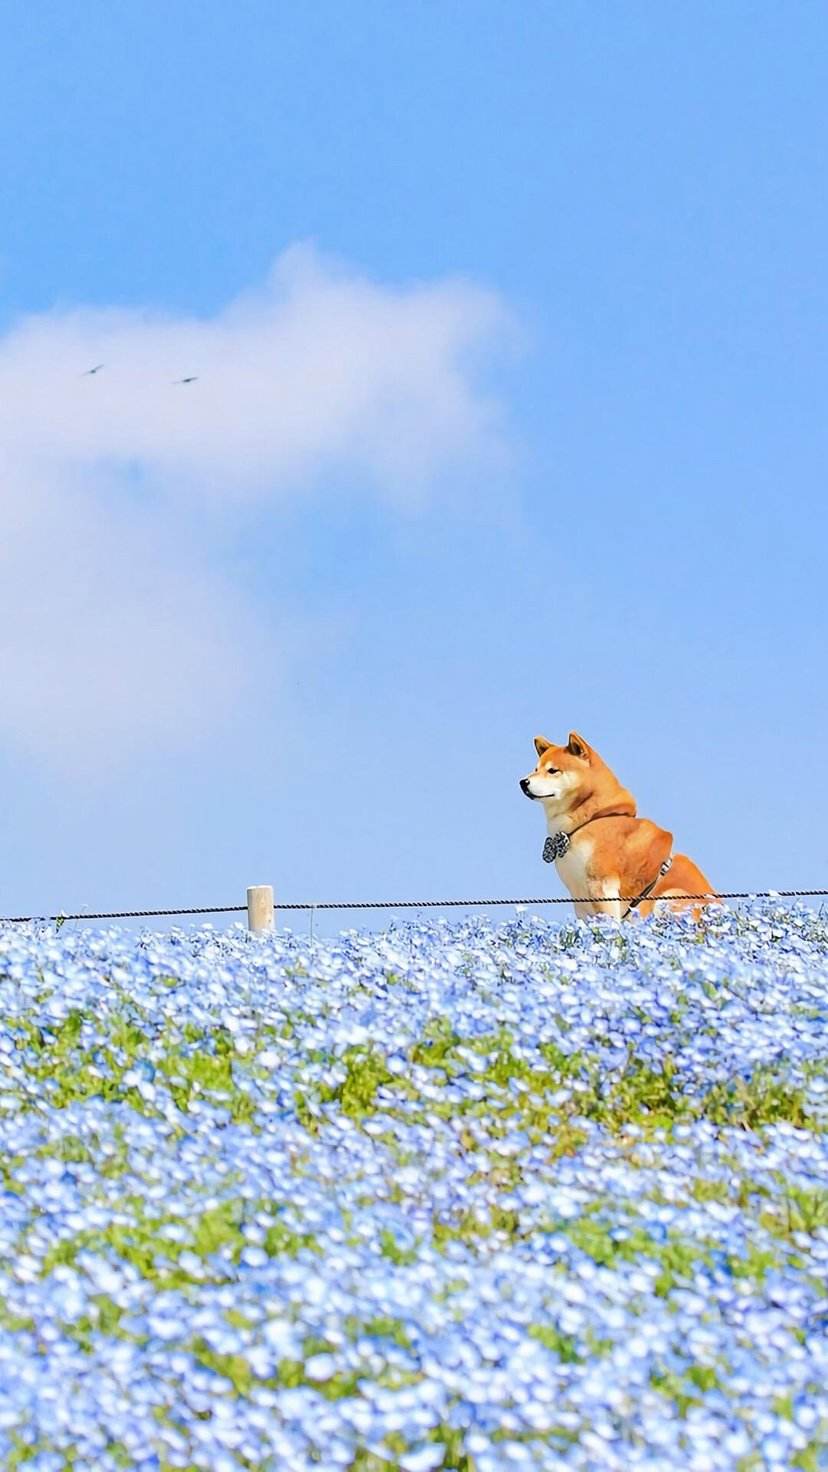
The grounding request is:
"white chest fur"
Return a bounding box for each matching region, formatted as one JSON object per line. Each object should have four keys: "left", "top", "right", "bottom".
{"left": 554, "top": 838, "right": 593, "bottom": 900}
{"left": 554, "top": 838, "right": 623, "bottom": 920}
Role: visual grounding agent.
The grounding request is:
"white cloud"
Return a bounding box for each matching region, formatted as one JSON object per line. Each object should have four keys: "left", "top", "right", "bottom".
{"left": 0, "top": 246, "right": 512, "bottom": 773}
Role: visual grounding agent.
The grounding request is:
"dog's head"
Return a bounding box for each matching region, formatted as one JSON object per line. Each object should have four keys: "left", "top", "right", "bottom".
{"left": 519, "top": 732, "right": 592, "bottom": 810}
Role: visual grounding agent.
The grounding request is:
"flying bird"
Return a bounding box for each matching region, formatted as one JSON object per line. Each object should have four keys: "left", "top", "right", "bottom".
{"left": 82, "top": 364, "right": 105, "bottom": 375}
{"left": 173, "top": 376, "right": 198, "bottom": 384}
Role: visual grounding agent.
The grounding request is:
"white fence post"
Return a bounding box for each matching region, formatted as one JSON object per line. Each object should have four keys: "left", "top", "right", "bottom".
{"left": 247, "top": 884, "right": 274, "bottom": 933}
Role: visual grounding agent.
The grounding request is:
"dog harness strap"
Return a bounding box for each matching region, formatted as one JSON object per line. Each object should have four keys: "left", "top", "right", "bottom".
{"left": 623, "top": 856, "right": 673, "bottom": 917}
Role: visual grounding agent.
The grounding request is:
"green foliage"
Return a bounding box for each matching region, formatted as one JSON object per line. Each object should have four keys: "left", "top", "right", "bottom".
{"left": 378, "top": 1229, "right": 419, "bottom": 1265}
{"left": 9, "top": 1012, "right": 261, "bottom": 1124}
{"left": 37, "top": 1196, "right": 315, "bottom": 1291}
{"left": 528, "top": 1322, "right": 583, "bottom": 1363}
{"left": 761, "top": 1185, "right": 828, "bottom": 1238}
{"left": 793, "top": 1439, "right": 828, "bottom": 1472}
{"left": 701, "top": 1070, "right": 815, "bottom": 1130}
{"left": 344, "top": 1315, "right": 413, "bottom": 1350}
{"left": 650, "top": 1365, "right": 718, "bottom": 1417}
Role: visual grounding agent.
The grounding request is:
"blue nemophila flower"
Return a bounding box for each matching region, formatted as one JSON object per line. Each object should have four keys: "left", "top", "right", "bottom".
{"left": 0, "top": 904, "right": 827, "bottom": 1468}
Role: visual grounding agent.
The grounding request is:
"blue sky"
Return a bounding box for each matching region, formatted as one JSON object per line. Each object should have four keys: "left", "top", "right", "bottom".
{"left": 1, "top": 2, "right": 826, "bottom": 926}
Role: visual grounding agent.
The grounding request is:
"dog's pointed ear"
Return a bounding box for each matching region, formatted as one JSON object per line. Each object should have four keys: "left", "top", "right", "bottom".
{"left": 567, "top": 731, "right": 591, "bottom": 760}
{"left": 534, "top": 735, "right": 552, "bottom": 758}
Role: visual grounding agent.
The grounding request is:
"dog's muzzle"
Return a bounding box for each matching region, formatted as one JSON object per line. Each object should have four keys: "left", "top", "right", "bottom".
{"left": 519, "top": 777, "right": 533, "bottom": 798}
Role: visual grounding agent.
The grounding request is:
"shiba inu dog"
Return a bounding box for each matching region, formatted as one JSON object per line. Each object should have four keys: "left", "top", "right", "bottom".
{"left": 519, "top": 731, "right": 715, "bottom": 920}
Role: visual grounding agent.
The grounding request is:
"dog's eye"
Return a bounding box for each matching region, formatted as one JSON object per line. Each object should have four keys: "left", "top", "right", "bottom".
{"left": 545, "top": 767, "right": 559, "bottom": 775}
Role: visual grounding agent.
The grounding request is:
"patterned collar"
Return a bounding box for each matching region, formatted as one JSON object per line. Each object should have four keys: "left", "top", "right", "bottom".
{"left": 543, "top": 831, "right": 570, "bottom": 863}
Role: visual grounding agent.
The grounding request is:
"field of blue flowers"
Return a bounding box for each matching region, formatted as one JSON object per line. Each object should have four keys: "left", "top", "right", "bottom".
{"left": 0, "top": 905, "right": 827, "bottom": 1471}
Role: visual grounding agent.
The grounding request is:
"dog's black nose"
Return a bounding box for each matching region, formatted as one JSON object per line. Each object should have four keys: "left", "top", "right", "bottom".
{"left": 519, "top": 777, "right": 530, "bottom": 795}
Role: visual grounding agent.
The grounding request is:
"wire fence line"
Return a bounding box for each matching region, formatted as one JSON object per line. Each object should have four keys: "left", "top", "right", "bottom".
{"left": 1, "top": 889, "right": 826, "bottom": 925}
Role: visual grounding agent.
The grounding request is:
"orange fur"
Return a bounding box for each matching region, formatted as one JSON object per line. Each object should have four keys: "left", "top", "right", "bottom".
{"left": 520, "top": 731, "right": 716, "bottom": 920}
